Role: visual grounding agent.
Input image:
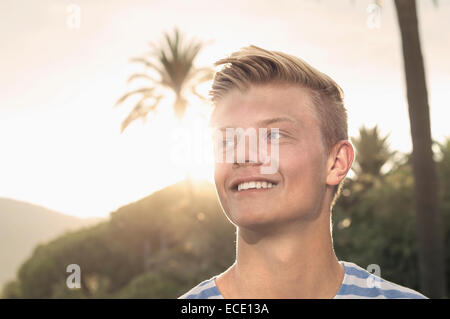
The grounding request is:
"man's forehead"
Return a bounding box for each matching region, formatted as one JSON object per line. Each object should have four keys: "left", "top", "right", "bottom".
{"left": 209, "top": 85, "right": 314, "bottom": 129}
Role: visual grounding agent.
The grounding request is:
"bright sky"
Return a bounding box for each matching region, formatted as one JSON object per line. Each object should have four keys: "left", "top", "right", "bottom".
{"left": 0, "top": 0, "right": 449, "bottom": 218}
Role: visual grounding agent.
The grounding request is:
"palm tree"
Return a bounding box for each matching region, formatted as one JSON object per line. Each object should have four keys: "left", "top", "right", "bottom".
{"left": 394, "top": 0, "right": 446, "bottom": 298}
{"left": 116, "top": 28, "right": 214, "bottom": 132}
{"left": 342, "top": 0, "right": 445, "bottom": 297}
{"left": 351, "top": 126, "right": 396, "bottom": 179}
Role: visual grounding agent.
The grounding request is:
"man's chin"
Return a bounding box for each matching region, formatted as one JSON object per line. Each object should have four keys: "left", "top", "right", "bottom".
{"left": 231, "top": 212, "right": 312, "bottom": 236}
{"left": 230, "top": 213, "right": 284, "bottom": 233}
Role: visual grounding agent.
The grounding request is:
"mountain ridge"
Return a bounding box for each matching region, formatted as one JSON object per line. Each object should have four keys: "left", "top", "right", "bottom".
{"left": 0, "top": 197, "right": 104, "bottom": 289}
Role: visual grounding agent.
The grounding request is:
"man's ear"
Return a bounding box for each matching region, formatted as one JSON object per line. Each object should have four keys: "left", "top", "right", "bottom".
{"left": 326, "top": 140, "right": 355, "bottom": 187}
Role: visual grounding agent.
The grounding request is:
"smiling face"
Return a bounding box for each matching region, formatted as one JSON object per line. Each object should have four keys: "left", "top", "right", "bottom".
{"left": 210, "top": 83, "right": 331, "bottom": 230}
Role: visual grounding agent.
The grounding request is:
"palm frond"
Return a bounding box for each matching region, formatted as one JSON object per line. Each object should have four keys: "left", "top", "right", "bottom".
{"left": 120, "top": 95, "right": 163, "bottom": 133}
{"left": 190, "top": 86, "right": 209, "bottom": 101}
{"left": 129, "top": 57, "right": 165, "bottom": 75}
{"left": 185, "top": 67, "right": 214, "bottom": 86}
{"left": 351, "top": 125, "right": 395, "bottom": 177}
{"left": 117, "top": 28, "right": 213, "bottom": 128}
{"left": 153, "top": 29, "right": 207, "bottom": 95}
{"left": 127, "top": 73, "right": 159, "bottom": 84}
{"left": 115, "top": 88, "right": 155, "bottom": 107}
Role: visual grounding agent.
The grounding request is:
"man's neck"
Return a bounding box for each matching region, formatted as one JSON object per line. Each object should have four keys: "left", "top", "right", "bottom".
{"left": 215, "top": 213, "right": 344, "bottom": 299}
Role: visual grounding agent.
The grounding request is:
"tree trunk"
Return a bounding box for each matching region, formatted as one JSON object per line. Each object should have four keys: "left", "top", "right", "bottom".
{"left": 174, "top": 95, "right": 187, "bottom": 120}
{"left": 394, "top": 0, "right": 446, "bottom": 298}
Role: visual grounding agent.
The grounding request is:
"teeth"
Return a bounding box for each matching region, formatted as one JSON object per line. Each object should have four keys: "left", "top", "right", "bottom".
{"left": 236, "top": 181, "right": 275, "bottom": 191}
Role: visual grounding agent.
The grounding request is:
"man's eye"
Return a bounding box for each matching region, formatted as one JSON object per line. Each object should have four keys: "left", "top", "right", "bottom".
{"left": 268, "top": 130, "right": 283, "bottom": 141}
{"left": 222, "top": 139, "right": 234, "bottom": 148}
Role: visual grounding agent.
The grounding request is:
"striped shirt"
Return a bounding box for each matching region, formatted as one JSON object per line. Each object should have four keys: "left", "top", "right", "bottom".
{"left": 178, "top": 261, "right": 427, "bottom": 299}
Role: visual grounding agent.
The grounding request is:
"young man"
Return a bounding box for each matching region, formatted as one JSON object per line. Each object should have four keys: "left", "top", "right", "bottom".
{"left": 179, "top": 46, "right": 426, "bottom": 299}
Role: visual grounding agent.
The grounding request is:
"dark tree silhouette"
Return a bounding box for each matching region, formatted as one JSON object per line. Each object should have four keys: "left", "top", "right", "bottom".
{"left": 351, "top": 125, "right": 396, "bottom": 178}
{"left": 394, "top": 0, "right": 446, "bottom": 298}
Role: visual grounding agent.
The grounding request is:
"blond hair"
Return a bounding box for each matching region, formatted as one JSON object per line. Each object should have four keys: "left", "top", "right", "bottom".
{"left": 209, "top": 45, "right": 348, "bottom": 207}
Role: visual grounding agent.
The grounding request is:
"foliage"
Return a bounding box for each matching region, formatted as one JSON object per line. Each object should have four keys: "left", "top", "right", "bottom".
{"left": 333, "top": 136, "right": 450, "bottom": 295}
{"left": 351, "top": 125, "right": 396, "bottom": 178}
{"left": 2, "top": 133, "right": 449, "bottom": 298}
{"left": 2, "top": 180, "right": 235, "bottom": 298}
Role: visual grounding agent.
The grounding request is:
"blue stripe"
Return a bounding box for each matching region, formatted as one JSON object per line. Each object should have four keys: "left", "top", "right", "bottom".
{"left": 184, "top": 286, "right": 222, "bottom": 299}
{"left": 345, "top": 265, "right": 374, "bottom": 279}
{"left": 337, "top": 284, "right": 425, "bottom": 299}
{"left": 180, "top": 262, "right": 426, "bottom": 299}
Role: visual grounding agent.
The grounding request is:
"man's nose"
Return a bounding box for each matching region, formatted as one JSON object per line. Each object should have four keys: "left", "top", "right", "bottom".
{"left": 234, "top": 134, "right": 264, "bottom": 166}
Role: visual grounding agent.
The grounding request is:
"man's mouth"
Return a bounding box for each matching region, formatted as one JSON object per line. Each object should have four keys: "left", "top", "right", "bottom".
{"left": 236, "top": 181, "right": 276, "bottom": 191}
{"left": 230, "top": 179, "right": 279, "bottom": 193}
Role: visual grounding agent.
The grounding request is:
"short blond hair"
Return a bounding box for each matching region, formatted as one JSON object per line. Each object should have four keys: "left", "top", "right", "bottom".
{"left": 209, "top": 45, "right": 348, "bottom": 207}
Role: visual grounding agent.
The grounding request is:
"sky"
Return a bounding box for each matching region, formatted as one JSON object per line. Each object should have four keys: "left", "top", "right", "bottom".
{"left": 0, "top": 0, "right": 449, "bottom": 218}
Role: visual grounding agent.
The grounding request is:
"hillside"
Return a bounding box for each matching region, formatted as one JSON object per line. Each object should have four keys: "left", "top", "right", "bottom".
{"left": 0, "top": 197, "right": 104, "bottom": 289}
{"left": 1, "top": 179, "right": 236, "bottom": 298}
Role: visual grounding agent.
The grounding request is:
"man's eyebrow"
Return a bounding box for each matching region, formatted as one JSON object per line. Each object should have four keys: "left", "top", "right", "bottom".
{"left": 256, "top": 116, "right": 298, "bottom": 126}
{"left": 215, "top": 116, "right": 298, "bottom": 131}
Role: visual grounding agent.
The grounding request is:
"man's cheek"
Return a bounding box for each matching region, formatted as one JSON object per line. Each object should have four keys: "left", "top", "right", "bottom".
{"left": 214, "top": 164, "right": 224, "bottom": 183}
{"left": 214, "top": 168, "right": 228, "bottom": 198}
